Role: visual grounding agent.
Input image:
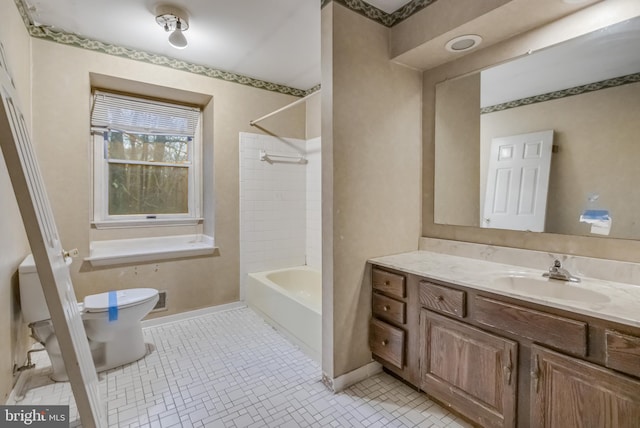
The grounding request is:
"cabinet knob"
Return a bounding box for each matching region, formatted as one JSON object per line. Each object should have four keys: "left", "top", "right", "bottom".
{"left": 437, "top": 295, "right": 444, "bottom": 302}
{"left": 383, "top": 305, "right": 390, "bottom": 311}
{"left": 384, "top": 280, "right": 390, "bottom": 286}
{"left": 381, "top": 339, "right": 389, "bottom": 347}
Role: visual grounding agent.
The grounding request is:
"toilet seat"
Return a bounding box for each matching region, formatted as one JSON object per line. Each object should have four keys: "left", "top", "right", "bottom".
{"left": 84, "top": 288, "right": 158, "bottom": 313}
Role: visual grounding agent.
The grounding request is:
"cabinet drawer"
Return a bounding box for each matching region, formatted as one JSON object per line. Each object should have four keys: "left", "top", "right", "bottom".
{"left": 369, "top": 318, "right": 405, "bottom": 369}
{"left": 419, "top": 280, "right": 466, "bottom": 318}
{"left": 372, "top": 293, "right": 406, "bottom": 325}
{"left": 372, "top": 268, "right": 406, "bottom": 299}
{"left": 605, "top": 330, "right": 640, "bottom": 378}
{"left": 475, "top": 296, "right": 587, "bottom": 357}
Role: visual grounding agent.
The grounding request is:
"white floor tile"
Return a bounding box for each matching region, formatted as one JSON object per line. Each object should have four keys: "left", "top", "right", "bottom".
{"left": 8, "top": 307, "right": 462, "bottom": 427}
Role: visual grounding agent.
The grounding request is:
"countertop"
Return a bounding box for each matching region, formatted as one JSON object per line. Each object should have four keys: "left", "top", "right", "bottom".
{"left": 369, "top": 250, "right": 640, "bottom": 328}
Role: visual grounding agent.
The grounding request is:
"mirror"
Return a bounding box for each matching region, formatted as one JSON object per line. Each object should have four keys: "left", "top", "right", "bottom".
{"left": 434, "top": 17, "right": 640, "bottom": 240}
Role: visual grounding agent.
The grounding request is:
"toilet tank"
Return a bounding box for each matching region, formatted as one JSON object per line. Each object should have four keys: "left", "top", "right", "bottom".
{"left": 19, "top": 254, "right": 52, "bottom": 324}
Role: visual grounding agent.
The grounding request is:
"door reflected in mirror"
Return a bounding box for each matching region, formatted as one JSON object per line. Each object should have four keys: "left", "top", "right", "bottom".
{"left": 434, "top": 17, "right": 640, "bottom": 240}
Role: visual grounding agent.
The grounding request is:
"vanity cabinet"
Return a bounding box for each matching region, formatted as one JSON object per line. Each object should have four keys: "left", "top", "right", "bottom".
{"left": 369, "top": 267, "right": 412, "bottom": 380}
{"left": 531, "top": 345, "right": 640, "bottom": 427}
{"left": 420, "top": 310, "right": 517, "bottom": 428}
{"left": 369, "top": 262, "right": 640, "bottom": 428}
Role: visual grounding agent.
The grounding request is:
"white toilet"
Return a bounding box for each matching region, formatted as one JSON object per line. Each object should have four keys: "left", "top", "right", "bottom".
{"left": 19, "top": 255, "right": 159, "bottom": 381}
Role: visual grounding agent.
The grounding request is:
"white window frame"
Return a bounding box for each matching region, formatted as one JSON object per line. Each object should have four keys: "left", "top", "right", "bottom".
{"left": 92, "top": 117, "right": 203, "bottom": 229}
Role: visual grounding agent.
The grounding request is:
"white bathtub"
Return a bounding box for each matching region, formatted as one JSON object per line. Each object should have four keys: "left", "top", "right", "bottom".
{"left": 247, "top": 266, "right": 321, "bottom": 362}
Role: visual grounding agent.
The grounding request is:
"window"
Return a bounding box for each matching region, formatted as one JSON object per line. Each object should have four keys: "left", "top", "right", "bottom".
{"left": 91, "top": 91, "right": 202, "bottom": 227}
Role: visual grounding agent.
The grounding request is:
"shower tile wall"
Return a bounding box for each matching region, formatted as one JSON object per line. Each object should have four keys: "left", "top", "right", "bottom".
{"left": 240, "top": 133, "right": 308, "bottom": 297}
{"left": 306, "top": 137, "right": 322, "bottom": 270}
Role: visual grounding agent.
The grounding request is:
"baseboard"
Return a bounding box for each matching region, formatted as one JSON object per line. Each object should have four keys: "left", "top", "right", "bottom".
{"left": 323, "top": 361, "right": 383, "bottom": 393}
{"left": 141, "top": 302, "right": 246, "bottom": 328}
{"left": 6, "top": 367, "right": 51, "bottom": 404}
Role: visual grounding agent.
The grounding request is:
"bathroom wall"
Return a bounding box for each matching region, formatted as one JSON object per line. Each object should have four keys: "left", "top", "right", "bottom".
{"left": 0, "top": 0, "right": 33, "bottom": 402}
{"left": 480, "top": 82, "right": 640, "bottom": 239}
{"left": 306, "top": 94, "right": 321, "bottom": 140}
{"left": 306, "top": 137, "right": 322, "bottom": 270}
{"left": 305, "top": 92, "right": 322, "bottom": 270}
{"left": 239, "top": 133, "right": 307, "bottom": 296}
{"left": 322, "top": 2, "right": 422, "bottom": 379}
{"left": 29, "top": 37, "right": 305, "bottom": 317}
{"left": 423, "top": 0, "right": 640, "bottom": 262}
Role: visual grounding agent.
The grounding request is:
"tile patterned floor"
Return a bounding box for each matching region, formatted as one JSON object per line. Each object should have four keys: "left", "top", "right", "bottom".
{"left": 8, "top": 307, "right": 471, "bottom": 428}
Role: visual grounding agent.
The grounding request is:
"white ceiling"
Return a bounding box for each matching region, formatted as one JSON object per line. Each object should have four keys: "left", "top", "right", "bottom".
{"left": 26, "top": 0, "right": 321, "bottom": 91}
{"left": 481, "top": 16, "right": 640, "bottom": 107}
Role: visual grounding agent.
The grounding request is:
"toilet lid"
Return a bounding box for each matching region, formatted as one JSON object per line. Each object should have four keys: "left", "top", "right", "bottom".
{"left": 84, "top": 288, "right": 158, "bottom": 313}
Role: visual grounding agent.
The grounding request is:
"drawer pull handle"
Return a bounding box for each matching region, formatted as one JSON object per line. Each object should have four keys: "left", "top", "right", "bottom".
{"left": 437, "top": 295, "right": 444, "bottom": 302}
{"left": 383, "top": 305, "right": 390, "bottom": 311}
{"left": 381, "top": 339, "right": 389, "bottom": 347}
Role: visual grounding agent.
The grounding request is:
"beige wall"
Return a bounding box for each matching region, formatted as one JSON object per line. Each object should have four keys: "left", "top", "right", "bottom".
{"left": 434, "top": 73, "right": 480, "bottom": 226}
{"left": 320, "top": 3, "right": 335, "bottom": 377}
{"left": 0, "top": 0, "right": 33, "bottom": 403}
{"left": 423, "top": 0, "right": 640, "bottom": 262}
{"left": 322, "top": 3, "right": 422, "bottom": 378}
{"left": 480, "top": 83, "right": 640, "bottom": 239}
{"left": 30, "top": 38, "right": 305, "bottom": 317}
{"left": 306, "top": 92, "right": 321, "bottom": 140}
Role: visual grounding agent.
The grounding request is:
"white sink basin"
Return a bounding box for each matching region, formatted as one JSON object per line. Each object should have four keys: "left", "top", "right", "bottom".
{"left": 495, "top": 275, "right": 610, "bottom": 304}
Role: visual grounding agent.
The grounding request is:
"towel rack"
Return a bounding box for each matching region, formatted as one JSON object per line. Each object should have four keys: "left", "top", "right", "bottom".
{"left": 259, "top": 150, "right": 307, "bottom": 164}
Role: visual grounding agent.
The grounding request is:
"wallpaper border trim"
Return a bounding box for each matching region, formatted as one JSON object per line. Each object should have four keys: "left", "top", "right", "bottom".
{"left": 481, "top": 72, "right": 640, "bottom": 114}
{"left": 324, "top": 0, "right": 438, "bottom": 27}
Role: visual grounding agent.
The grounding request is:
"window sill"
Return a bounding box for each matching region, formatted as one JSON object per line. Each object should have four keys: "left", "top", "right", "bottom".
{"left": 92, "top": 218, "right": 204, "bottom": 230}
{"left": 85, "top": 234, "right": 216, "bottom": 267}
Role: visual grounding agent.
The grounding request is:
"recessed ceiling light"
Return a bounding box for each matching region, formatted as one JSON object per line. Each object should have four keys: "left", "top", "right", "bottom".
{"left": 445, "top": 35, "right": 483, "bottom": 53}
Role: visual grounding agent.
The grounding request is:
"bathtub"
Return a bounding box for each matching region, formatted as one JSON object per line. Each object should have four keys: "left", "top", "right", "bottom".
{"left": 246, "top": 266, "right": 321, "bottom": 362}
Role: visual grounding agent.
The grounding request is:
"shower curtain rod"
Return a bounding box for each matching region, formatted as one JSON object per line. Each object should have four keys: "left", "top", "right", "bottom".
{"left": 250, "top": 89, "right": 321, "bottom": 126}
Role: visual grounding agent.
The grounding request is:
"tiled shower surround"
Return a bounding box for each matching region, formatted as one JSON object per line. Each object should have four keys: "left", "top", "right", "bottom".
{"left": 239, "top": 133, "right": 322, "bottom": 297}
{"left": 8, "top": 307, "right": 469, "bottom": 428}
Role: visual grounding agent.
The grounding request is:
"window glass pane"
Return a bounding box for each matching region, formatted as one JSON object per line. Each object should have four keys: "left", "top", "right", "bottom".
{"left": 107, "top": 131, "right": 189, "bottom": 164}
{"left": 108, "top": 164, "right": 189, "bottom": 215}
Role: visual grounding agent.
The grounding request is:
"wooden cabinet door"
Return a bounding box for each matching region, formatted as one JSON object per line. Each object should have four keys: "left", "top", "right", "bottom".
{"left": 531, "top": 345, "right": 640, "bottom": 428}
{"left": 420, "top": 310, "right": 518, "bottom": 428}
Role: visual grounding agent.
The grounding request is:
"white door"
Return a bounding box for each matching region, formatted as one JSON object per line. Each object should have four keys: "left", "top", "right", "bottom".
{"left": 482, "top": 130, "right": 553, "bottom": 232}
{"left": 0, "top": 44, "right": 106, "bottom": 427}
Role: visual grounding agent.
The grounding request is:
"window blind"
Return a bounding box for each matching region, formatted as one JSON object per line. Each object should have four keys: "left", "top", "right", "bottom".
{"left": 91, "top": 90, "right": 200, "bottom": 136}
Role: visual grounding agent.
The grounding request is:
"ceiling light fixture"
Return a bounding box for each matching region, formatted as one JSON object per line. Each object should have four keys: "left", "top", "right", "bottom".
{"left": 445, "top": 35, "right": 483, "bottom": 53}
{"left": 155, "top": 5, "right": 190, "bottom": 49}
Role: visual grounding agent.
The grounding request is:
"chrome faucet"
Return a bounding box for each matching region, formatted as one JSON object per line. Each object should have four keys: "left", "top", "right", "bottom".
{"left": 543, "top": 259, "right": 580, "bottom": 282}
